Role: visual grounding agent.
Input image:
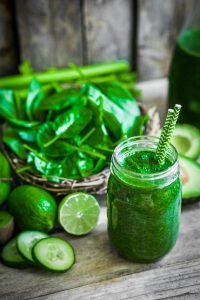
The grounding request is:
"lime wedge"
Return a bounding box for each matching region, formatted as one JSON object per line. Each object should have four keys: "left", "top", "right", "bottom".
{"left": 58, "top": 193, "right": 100, "bottom": 235}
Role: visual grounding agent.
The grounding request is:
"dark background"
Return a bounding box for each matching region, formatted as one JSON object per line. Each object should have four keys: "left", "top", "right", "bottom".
{"left": 0, "top": 0, "right": 190, "bottom": 80}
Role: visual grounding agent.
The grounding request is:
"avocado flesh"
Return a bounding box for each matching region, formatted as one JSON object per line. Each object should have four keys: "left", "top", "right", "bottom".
{"left": 171, "top": 124, "right": 200, "bottom": 159}
{"left": 179, "top": 155, "right": 200, "bottom": 199}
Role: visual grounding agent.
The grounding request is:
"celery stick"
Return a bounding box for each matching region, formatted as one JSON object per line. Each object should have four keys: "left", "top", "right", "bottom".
{"left": 0, "top": 61, "right": 129, "bottom": 89}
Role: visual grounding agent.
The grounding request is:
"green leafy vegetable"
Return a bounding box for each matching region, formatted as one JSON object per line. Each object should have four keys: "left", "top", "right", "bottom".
{"left": 0, "top": 89, "right": 17, "bottom": 119}
{"left": 3, "top": 127, "right": 28, "bottom": 159}
{"left": 39, "top": 88, "right": 82, "bottom": 111}
{"left": 0, "top": 62, "right": 147, "bottom": 181}
{"left": 25, "top": 79, "right": 43, "bottom": 120}
{"left": 44, "top": 106, "right": 92, "bottom": 147}
{"left": 37, "top": 122, "right": 74, "bottom": 157}
{"left": 85, "top": 82, "right": 141, "bottom": 139}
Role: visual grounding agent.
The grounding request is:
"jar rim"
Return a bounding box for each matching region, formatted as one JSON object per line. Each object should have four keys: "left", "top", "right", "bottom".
{"left": 112, "top": 136, "right": 179, "bottom": 182}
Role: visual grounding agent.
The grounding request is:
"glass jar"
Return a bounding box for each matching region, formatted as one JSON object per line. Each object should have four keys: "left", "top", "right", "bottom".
{"left": 107, "top": 136, "right": 181, "bottom": 263}
{"left": 168, "top": 0, "right": 200, "bottom": 128}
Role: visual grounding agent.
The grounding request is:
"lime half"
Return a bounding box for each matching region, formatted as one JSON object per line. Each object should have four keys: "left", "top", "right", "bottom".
{"left": 59, "top": 193, "right": 100, "bottom": 235}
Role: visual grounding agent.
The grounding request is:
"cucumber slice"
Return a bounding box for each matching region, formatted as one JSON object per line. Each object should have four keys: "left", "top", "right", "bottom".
{"left": 32, "top": 237, "right": 75, "bottom": 272}
{"left": 0, "top": 211, "right": 14, "bottom": 245}
{"left": 179, "top": 155, "right": 200, "bottom": 199}
{"left": 1, "top": 237, "right": 28, "bottom": 268}
{"left": 17, "top": 231, "right": 48, "bottom": 263}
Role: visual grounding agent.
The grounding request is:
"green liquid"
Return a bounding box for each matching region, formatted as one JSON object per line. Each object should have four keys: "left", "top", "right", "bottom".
{"left": 168, "top": 29, "right": 200, "bottom": 128}
{"left": 107, "top": 150, "right": 181, "bottom": 262}
{"left": 122, "top": 150, "right": 172, "bottom": 174}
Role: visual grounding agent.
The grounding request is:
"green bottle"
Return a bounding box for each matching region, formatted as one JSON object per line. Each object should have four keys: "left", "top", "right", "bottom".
{"left": 168, "top": 2, "right": 200, "bottom": 128}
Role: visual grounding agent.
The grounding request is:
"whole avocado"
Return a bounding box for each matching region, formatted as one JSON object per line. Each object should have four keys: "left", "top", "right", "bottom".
{"left": 0, "top": 152, "right": 11, "bottom": 206}
{"left": 8, "top": 185, "right": 57, "bottom": 232}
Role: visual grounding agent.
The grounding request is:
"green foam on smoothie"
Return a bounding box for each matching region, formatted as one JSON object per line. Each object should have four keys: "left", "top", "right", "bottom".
{"left": 123, "top": 150, "right": 172, "bottom": 174}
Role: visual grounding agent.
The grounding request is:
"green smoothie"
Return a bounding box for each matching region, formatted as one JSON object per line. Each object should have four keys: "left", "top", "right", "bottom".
{"left": 107, "top": 138, "right": 181, "bottom": 263}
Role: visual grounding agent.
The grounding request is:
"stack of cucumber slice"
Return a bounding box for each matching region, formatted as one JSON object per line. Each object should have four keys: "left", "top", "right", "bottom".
{"left": 1, "top": 231, "right": 75, "bottom": 272}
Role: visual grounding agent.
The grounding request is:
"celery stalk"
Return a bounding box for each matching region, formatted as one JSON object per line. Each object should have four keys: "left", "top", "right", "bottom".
{"left": 0, "top": 61, "right": 129, "bottom": 89}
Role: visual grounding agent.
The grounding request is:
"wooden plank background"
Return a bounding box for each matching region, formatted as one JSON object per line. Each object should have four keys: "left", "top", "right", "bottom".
{"left": 137, "top": 0, "right": 190, "bottom": 81}
{"left": 0, "top": 0, "right": 190, "bottom": 79}
{"left": 0, "top": 0, "right": 18, "bottom": 75}
{"left": 15, "top": 0, "right": 83, "bottom": 70}
{"left": 83, "top": 0, "right": 133, "bottom": 64}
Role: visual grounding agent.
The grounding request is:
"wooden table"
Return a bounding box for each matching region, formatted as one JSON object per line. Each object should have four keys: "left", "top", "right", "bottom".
{"left": 0, "top": 201, "right": 200, "bottom": 300}
{"left": 1, "top": 79, "right": 200, "bottom": 299}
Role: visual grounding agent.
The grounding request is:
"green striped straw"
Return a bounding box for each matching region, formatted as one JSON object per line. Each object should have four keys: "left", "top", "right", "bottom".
{"left": 156, "top": 104, "right": 181, "bottom": 164}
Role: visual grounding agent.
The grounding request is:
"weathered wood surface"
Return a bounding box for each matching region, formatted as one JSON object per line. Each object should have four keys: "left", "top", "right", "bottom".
{"left": 15, "top": 0, "right": 83, "bottom": 71}
{"left": 137, "top": 0, "right": 190, "bottom": 81}
{"left": 0, "top": 0, "right": 193, "bottom": 79}
{"left": 0, "top": 0, "right": 18, "bottom": 75}
{"left": 0, "top": 201, "right": 200, "bottom": 300}
{"left": 83, "top": 0, "right": 133, "bottom": 64}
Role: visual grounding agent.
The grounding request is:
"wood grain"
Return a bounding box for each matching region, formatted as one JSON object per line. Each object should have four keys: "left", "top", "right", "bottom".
{"left": 0, "top": 202, "right": 200, "bottom": 300}
{"left": 83, "top": 0, "right": 133, "bottom": 64}
{"left": 15, "top": 0, "right": 83, "bottom": 71}
{"left": 0, "top": 0, "right": 18, "bottom": 76}
{"left": 34, "top": 259, "right": 200, "bottom": 300}
{"left": 137, "top": 0, "right": 191, "bottom": 80}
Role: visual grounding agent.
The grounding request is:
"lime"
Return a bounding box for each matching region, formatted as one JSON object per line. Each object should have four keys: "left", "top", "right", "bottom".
{"left": 8, "top": 185, "right": 57, "bottom": 232}
{"left": 0, "top": 152, "right": 11, "bottom": 206}
{"left": 59, "top": 192, "right": 100, "bottom": 235}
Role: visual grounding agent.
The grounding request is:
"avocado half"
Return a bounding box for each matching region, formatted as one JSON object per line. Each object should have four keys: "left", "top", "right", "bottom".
{"left": 171, "top": 124, "right": 200, "bottom": 159}
{"left": 179, "top": 155, "right": 200, "bottom": 200}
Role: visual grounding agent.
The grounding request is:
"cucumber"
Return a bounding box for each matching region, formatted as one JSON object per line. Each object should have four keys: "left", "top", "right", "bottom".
{"left": 32, "top": 237, "right": 75, "bottom": 272}
{"left": 0, "top": 211, "right": 14, "bottom": 245}
{"left": 1, "top": 237, "right": 28, "bottom": 268}
{"left": 17, "top": 231, "right": 48, "bottom": 263}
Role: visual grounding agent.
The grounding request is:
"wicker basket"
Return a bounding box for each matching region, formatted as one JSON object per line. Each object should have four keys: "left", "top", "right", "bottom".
{"left": 1, "top": 105, "right": 160, "bottom": 196}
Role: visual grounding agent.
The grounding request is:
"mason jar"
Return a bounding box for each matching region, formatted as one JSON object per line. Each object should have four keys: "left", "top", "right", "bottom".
{"left": 107, "top": 136, "right": 181, "bottom": 263}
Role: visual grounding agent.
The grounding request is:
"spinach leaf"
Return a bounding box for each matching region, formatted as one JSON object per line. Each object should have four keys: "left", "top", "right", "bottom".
{"left": 85, "top": 97, "right": 113, "bottom": 146}
{"left": 93, "top": 158, "right": 106, "bottom": 174}
{"left": 17, "top": 128, "right": 38, "bottom": 142}
{"left": 78, "top": 145, "right": 106, "bottom": 160}
{"left": 37, "top": 122, "right": 74, "bottom": 157}
{"left": 8, "top": 118, "right": 40, "bottom": 128}
{"left": 62, "top": 153, "right": 81, "bottom": 179}
{"left": 39, "top": 88, "right": 82, "bottom": 111}
{"left": 44, "top": 106, "right": 92, "bottom": 147}
{"left": 28, "top": 151, "right": 64, "bottom": 183}
{"left": 85, "top": 82, "right": 141, "bottom": 138}
{"left": 77, "top": 156, "right": 94, "bottom": 178}
{"left": 3, "top": 126, "right": 28, "bottom": 159}
{"left": 0, "top": 89, "right": 17, "bottom": 119}
{"left": 25, "top": 79, "right": 43, "bottom": 120}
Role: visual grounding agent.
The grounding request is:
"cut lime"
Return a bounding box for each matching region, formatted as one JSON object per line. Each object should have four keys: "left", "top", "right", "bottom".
{"left": 59, "top": 192, "right": 100, "bottom": 235}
